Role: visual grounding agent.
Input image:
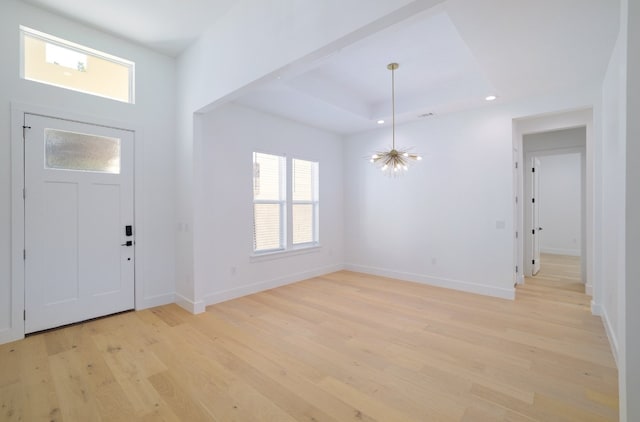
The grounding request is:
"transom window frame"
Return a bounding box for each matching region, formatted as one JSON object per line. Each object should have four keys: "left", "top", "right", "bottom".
{"left": 251, "top": 151, "right": 320, "bottom": 259}
{"left": 19, "top": 25, "right": 136, "bottom": 104}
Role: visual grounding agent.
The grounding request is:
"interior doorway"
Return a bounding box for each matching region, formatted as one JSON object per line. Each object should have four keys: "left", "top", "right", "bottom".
{"left": 522, "top": 128, "right": 586, "bottom": 285}
{"left": 512, "top": 109, "right": 594, "bottom": 301}
{"left": 532, "top": 152, "right": 584, "bottom": 284}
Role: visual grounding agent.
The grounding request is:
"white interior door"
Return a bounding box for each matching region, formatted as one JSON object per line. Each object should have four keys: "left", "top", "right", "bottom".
{"left": 531, "top": 157, "right": 541, "bottom": 275}
{"left": 24, "top": 113, "right": 135, "bottom": 333}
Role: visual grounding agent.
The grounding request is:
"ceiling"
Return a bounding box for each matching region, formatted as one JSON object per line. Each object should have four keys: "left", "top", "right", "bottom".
{"left": 21, "top": 0, "right": 620, "bottom": 135}
{"left": 20, "top": 0, "right": 236, "bottom": 56}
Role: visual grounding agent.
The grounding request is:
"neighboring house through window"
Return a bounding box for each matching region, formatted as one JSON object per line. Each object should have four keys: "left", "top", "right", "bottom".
{"left": 20, "top": 26, "right": 135, "bottom": 103}
{"left": 253, "top": 152, "right": 319, "bottom": 254}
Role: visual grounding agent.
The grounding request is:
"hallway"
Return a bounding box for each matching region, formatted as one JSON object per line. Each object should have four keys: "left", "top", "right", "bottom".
{"left": 519, "top": 253, "right": 588, "bottom": 307}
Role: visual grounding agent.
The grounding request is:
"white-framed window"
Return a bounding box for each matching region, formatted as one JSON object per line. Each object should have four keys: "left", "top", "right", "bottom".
{"left": 292, "top": 158, "right": 319, "bottom": 246}
{"left": 253, "top": 152, "right": 319, "bottom": 254}
{"left": 20, "top": 26, "right": 135, "bottom": 104}
{"left": 253, "top": 152, "right": 286, "bottom": 252}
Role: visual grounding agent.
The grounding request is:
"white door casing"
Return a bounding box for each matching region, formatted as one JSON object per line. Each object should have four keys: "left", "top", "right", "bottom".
{"left": 531, "top": 157, "right": 541, "bottom": 276}
{"left": 24, "top": 113, "right": 135, "bottom": 333}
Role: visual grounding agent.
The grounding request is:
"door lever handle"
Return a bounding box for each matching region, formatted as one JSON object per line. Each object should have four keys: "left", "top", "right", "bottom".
{"left": 121, "top": 241, "right": 133, "bottom": 247}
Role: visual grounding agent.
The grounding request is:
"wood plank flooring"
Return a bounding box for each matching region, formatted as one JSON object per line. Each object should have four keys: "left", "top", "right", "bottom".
{"left": 0, "top": 256, "right": 618, "bottom": 421}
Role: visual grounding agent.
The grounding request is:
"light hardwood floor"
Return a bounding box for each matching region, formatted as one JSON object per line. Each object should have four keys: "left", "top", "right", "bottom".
{"left": 0, "top": 256, "right": 618, "bottom": 421}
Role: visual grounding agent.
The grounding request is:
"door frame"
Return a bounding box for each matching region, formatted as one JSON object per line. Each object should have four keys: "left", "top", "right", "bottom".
{"left": 6, "top": 102, "right": 144, "bottom": 344}
{"left": 530, "top": 156, "right": 542, "bottom": 276}
{"left": 523, "top": 147, "right": 586, "bottom": 278}
{"left": 512, "top": 108, "right": 595, "bottom": 305}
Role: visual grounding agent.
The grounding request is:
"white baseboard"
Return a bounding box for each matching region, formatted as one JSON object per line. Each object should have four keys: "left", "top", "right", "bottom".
{"left": 137, "top": 292, "right": 176, "bottom": 310}
{"left": 175, "top": 294, "right": 206, "bottom": 314}
{"left": 540, "top": 248, "right": 581, "bottom": 256}
{"left": 0, "top": 328, "right": 24, "bottom": 346}
{"left": 344, "top": 264, "right": 515, "bottom": 300}
{"left": 204, "top": 264, "right": 344, "bottom": 307}
{"left": 600, "top": 306, "right": 619, "bottom": 368}
{"left": 585, "top": 283, "right": 593, "bottom": 296}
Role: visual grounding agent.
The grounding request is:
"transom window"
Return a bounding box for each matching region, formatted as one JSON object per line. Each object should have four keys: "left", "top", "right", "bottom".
{"left": 20, "top": 26, "right": 135, "bottom": 103}
{"left": 253, "top": 152, "right": 319, "bottom": 254}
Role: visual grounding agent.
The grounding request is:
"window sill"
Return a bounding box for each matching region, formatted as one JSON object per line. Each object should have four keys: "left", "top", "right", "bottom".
{"left": 250, "top": 244, "right": 321, "bottom": 263}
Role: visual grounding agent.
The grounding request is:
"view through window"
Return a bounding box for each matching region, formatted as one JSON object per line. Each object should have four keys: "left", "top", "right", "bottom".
{"left": 21, "top": 26, "right": 135, "bottom": 103}
{"left": 253, "top": 153, "right": 319, "bottom": 253}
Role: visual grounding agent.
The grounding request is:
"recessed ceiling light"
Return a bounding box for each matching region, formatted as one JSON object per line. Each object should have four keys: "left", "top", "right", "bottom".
{"left": 377, "top": 120, "right": 385, "bottom": 124}
{"left": 485, "top": 95, "right": 497, "bottom": 101}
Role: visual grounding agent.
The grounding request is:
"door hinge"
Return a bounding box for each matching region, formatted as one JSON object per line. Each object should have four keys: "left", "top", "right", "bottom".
{"left": 22, "top": 188, "right": 25, "bottom": 199}
{"left": 532, "top": 167, "right": 536, "bottom": 173}
{"left": 515, "top": 162, "right": 518, "bottom": 169}
{"left": 532, "top": 229, "right": 535, "bottom": 234}
{"left": 22, "top": 125, "right": 31, "bottom": 140}
{"left": 515, "top": 265, "right": 519, "bottom": 273}
{"left": 515, "top": 231, "right": 519, "bottom": 239}
{"left": 23, "top": 310, "right": 26, "bottom": 321}
{"left": 23, "top": 249, "right": 26, "bottom": 260}
{"left": 532, "top": 259, "right": 536, "bottom": 265}
{"left": 532, "top": 197, "right": 535, "bottom": 203}
{"left": 515, "top": 196, "right": 518, "bottom": 204}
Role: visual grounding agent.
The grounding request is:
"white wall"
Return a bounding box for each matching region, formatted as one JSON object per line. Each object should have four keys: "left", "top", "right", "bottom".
{"left": 175, "top": 0, "right": 446, "bottom": 309}
{"left": 599, "top": 14, "right": 626, "bottom": 373}
{"left": 538, "top": 153, "right": 582, "bottom": 256}
{"left": 344, "top": 89, "right": 598, "bottom": 301}
{"left": 624, "top": 0, "right": 640, "bottom": 418}
{"left": 0, "top": 1, "right": 176, "bottom": 343}
{"left": 344, "top": 106, "right": 514, "bottom": 299}
{"left": 183, "top": 103, "right": 343, "bottom": 310}
{"left": 599, "top": 0, "right": 640, "bottom": 419}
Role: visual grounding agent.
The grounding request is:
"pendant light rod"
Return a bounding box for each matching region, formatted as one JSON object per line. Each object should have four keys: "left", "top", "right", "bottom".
{"left": 369, "top": 62, "right": 421, "bottom": 176}
{"left": 388, "top": 62, "right": 399, "bottom": 150}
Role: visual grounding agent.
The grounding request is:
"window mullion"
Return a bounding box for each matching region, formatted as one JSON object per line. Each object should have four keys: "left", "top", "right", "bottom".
{"left": 313, "top": 162, "right": 319, "bottom": 244}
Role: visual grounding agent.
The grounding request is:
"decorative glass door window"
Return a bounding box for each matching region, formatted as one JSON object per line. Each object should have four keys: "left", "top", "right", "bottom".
{"left": 45, "top": 129, "right": 121, "bottom": 174}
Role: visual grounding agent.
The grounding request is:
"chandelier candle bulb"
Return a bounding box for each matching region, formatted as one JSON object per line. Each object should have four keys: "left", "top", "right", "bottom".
{"left": 369, "top": 62, "right": 422, "bottom": 177}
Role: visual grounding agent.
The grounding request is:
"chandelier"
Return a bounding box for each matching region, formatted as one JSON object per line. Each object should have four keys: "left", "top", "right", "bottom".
{"left": 370, "top": 63, "right": 422, "bottom": 175}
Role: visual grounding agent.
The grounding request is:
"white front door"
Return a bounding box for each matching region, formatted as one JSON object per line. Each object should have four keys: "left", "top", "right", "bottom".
{"left": 24, "top": 113, "right": 135, "bottom": 333}
{"left": 531, "top": 157, "right": 541, "bottom": 276}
